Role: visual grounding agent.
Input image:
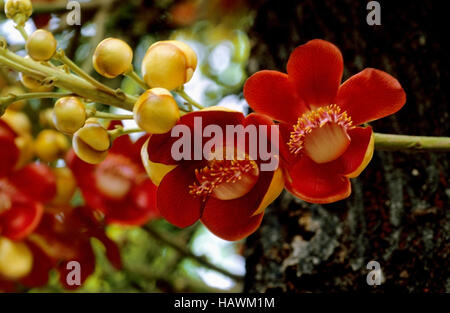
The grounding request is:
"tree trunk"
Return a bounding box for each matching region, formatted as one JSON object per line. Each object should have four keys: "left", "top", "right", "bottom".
{"left": 244, "top": 0, "right": 449, "bottom": 292}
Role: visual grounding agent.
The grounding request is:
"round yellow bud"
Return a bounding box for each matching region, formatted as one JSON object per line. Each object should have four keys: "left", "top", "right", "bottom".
{"left": 14, "top": 133, "right": 34, "bottom": 169}
{"left": 52, "top": 96, "right": 86, "bottom": 134}
{"left": 4, "top": 0, "right": 32, "bottom": 25}
{"left": 1, "top": 109, "right": 31, "bottom": 135}
{"left": 26, "top": 29, "right": 57, "bottom": 61}
{"left": 39, "top": 108, "right": 56, "bottom": 128}
{"left": 72, "top": 119, "right": 110, "bottom": 164}
{"left": 92, "top": 38, "right": 133, "bottom": 78}
{"left": 141, "top": 40, "right": 197, "bottom": 91}
{"left": 50, "top": 167, "right": 77, "bottom": 205}
{"left": 133, "top": 88, "right": 180, "bottom": 134}
{"left": 34, "top": 129, "right": 69, "bottom": 162}
{"left": 0, "top": 237, "right": 33, "bottom": 280}
{"left": 0, "top": 85, "right": 26, "bottom": 111}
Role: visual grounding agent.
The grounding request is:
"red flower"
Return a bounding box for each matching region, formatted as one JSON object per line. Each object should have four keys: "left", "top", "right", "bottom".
{"left": 146, "top": 110, "right": 284, "bottom": 241}
{"left": 26, "top": 206, "right": 121, "bottom": 290}
{"left": 244, "top": 39, "right": 406, "bottom": 203}
{"left": 0, "top": 206, "right": 121, "bottom": 291}
{"left": 67, "top": 125, "right": 158, "bottom": 226}
{"left": 0, "top": 120, "right": 56, "bottom": 241}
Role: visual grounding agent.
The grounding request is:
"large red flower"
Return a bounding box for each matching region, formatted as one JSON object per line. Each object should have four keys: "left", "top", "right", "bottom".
{"left": 244, "top": 39, "right": 406, "bottom": 203}
{"left": 146, "top": 109, "right": 284, "bottom": 241}
{"left": 0, "top": 120, "right": 56, "bottom": 241}
{"left": 67, "top": 125, "right": 159, "bottom": 226}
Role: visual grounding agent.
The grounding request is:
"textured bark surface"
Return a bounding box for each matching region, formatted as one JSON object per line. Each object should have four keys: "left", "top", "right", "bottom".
{"left": 244, "top": 0, "right": 449, "bottom": 292}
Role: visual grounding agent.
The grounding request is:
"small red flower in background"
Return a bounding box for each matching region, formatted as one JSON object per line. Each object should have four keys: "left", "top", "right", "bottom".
{"left": 27, "top": 206, "right": 121, "bottom": 290}
{"left": 146, "top": 110, "right": 284, "bottom": 241}
{"left": 67, "top": 123, "right": 158, "bottom": 226}
{"left": 0, "top": 206, "right": 121, "bottom": 291}
{"left": 244, "top": 39, "right": 406, "bottom": 203}
{"left": 0, "top": 120, "right": 56, "bottom": 241}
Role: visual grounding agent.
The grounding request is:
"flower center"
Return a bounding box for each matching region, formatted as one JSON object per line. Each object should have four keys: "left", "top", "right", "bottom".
{"left": 95, "top": 154, "right": 141, "bottom": 199}
{"left": 189, "top": 157, "right": 259, "bottom": 201}
{"left": 287, "top": 104, "right": 353, "bottom": 163}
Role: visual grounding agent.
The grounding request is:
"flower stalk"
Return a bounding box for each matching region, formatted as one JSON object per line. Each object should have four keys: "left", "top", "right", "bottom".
{"left": 374, "top": 133, "right": 450, "bottom": 152}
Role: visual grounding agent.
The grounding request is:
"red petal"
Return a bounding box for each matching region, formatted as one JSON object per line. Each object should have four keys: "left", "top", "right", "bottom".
{"left": 57, "top": 244, "right": 96, "bottom": 290}
{"left": 284, "top": 156, "right": 351, "bottom": 204}
{"left": 287, "top": 39, "right": 343, "bottom": 108}
{"left": 241, "top": 113, "right": 281, "bottom": 170}
{"left": 328, "top": 126, "right": 374, "bottom": 176}
{"left": 0, "top": 120, "right": 19, "bottom": 178}
{"left": 336, "top": 68, "right": 406, "bottom": 125}
{"left": 148, "top": 110, "right": 244, "bottom": 164}
{"left": 104, "top": 179, "right": 159, "bottom": 226}
{"left": 0, "top": 202, "right": 43, "bottom": 240}
{"left": 244, "top": 70, "right": 307, "bottom": 124}
{"left": 9, "top": 163, "right": 56, "bottom": 204}
{"left": 200, "top": 170, "right": 273, "bottom": 241}
{"left": 21, "top": 241, "right": 54, "bottom": 288}
{"left": 157, "top": 163, "right": 204, "bottom": 228}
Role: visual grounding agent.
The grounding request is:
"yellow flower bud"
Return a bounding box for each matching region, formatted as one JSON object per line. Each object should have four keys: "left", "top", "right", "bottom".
{"left": 4, "top": 0, "right": 32, "bottom": 25}
{"left": 39, "top": 108, "right": 56, "bottom": 128}
{"left": 133, "top": 88, "right": 180, "bottom": 134}
{"left": 1, "top": 109, "right": 31, "bottom": 135}
{"left": 92, "top": 38, "right": 133, "bottom": 78}
{"left": 72, "top": 119, "right": 110, "bottom": 164}
{"left": 20, "top": 73, "right": 53, "bottom": 92}
{"left": 141, "top": 40, "right": 197, "bottom": 91}
{"left": 26, "top": 29, "right": 57, "bottom": 61}
{"left": 0, "top": 236, "right": 33, "bottom": 280}
{"left": 0, "top": 85, "right": 26, "bottom": 111}
{"left": 34, "top": 129, "right": 69, "bottom": 162}
{"left": 14, "top": 133, "right": 34, "bottom": 169}
{"left": 50, "top": 167, "right": 77, "bottom": 205}
{"left": 52, "top": 96, "right": 86, "bottom": 134}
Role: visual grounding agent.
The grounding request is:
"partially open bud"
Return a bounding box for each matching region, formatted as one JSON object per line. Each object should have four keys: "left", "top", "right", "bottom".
{"left": 34, "top": 129, "right": 69, "bottom": 162}
{"left": 141, "top": 40, "right": 197, "bottom": 91}
{"left": 50, "top": 167, "right": 77, "bottom": 205}
{"left": 4, "top": 0, "right": 32, "bottom": 25}
{"left": 133, "top": 88, "right": 180, "bottom": 134}
{"left": 0, "top": 85, "right": 26, "bottom": 111}
{"left": 141, "top": 137, "right": 176, "bottom": 186}
{"left": 0, "top": 237, "right": 33, "bottom": 280}
{"left": 92, "top": 38, "right": 133, "bottom": 78}
{"left": 20, "top": 73, "right": 53, "bottom": 92}
{"left": 26, "top": 29, "right": 57, "bottom": 61}
{"left": 52, "top": 96, "right": 86, "bottom": 134}
{"left": 72, "top": 119, "right": 110, "bottom": 164}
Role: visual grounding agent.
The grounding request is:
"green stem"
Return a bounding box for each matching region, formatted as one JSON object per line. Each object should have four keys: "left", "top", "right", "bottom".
{"left": 14, "top": 24, "right": 28, "bottom": 41}
{"left": 54, "top": 49, "right": 117, "bottom": 96}
{"left": 125, "top": 70, "right": 148, "bottom": 90}
{"left": 176, "top": 87, "right": 204, "bottom": 110}
{"left": 374, "top": 133, "right": 450, "bottom": 152}
{"left": 108, "top": 126, "right": 143, "bottom": 141}
{"left": 90, "top": 111, "right": 134, "bottom": 120}
{"left": 3, "top": 91, "right": 72, "bottom": 101}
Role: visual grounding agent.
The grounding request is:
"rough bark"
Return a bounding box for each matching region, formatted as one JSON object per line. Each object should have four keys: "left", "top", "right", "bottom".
{"left": 244, "top": 0, "right": 449, "bottom": 292}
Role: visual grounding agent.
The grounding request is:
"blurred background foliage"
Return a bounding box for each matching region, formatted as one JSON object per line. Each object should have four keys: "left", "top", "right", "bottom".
{"left": 0, "top": 0, "right": 258, "bottom": 292}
